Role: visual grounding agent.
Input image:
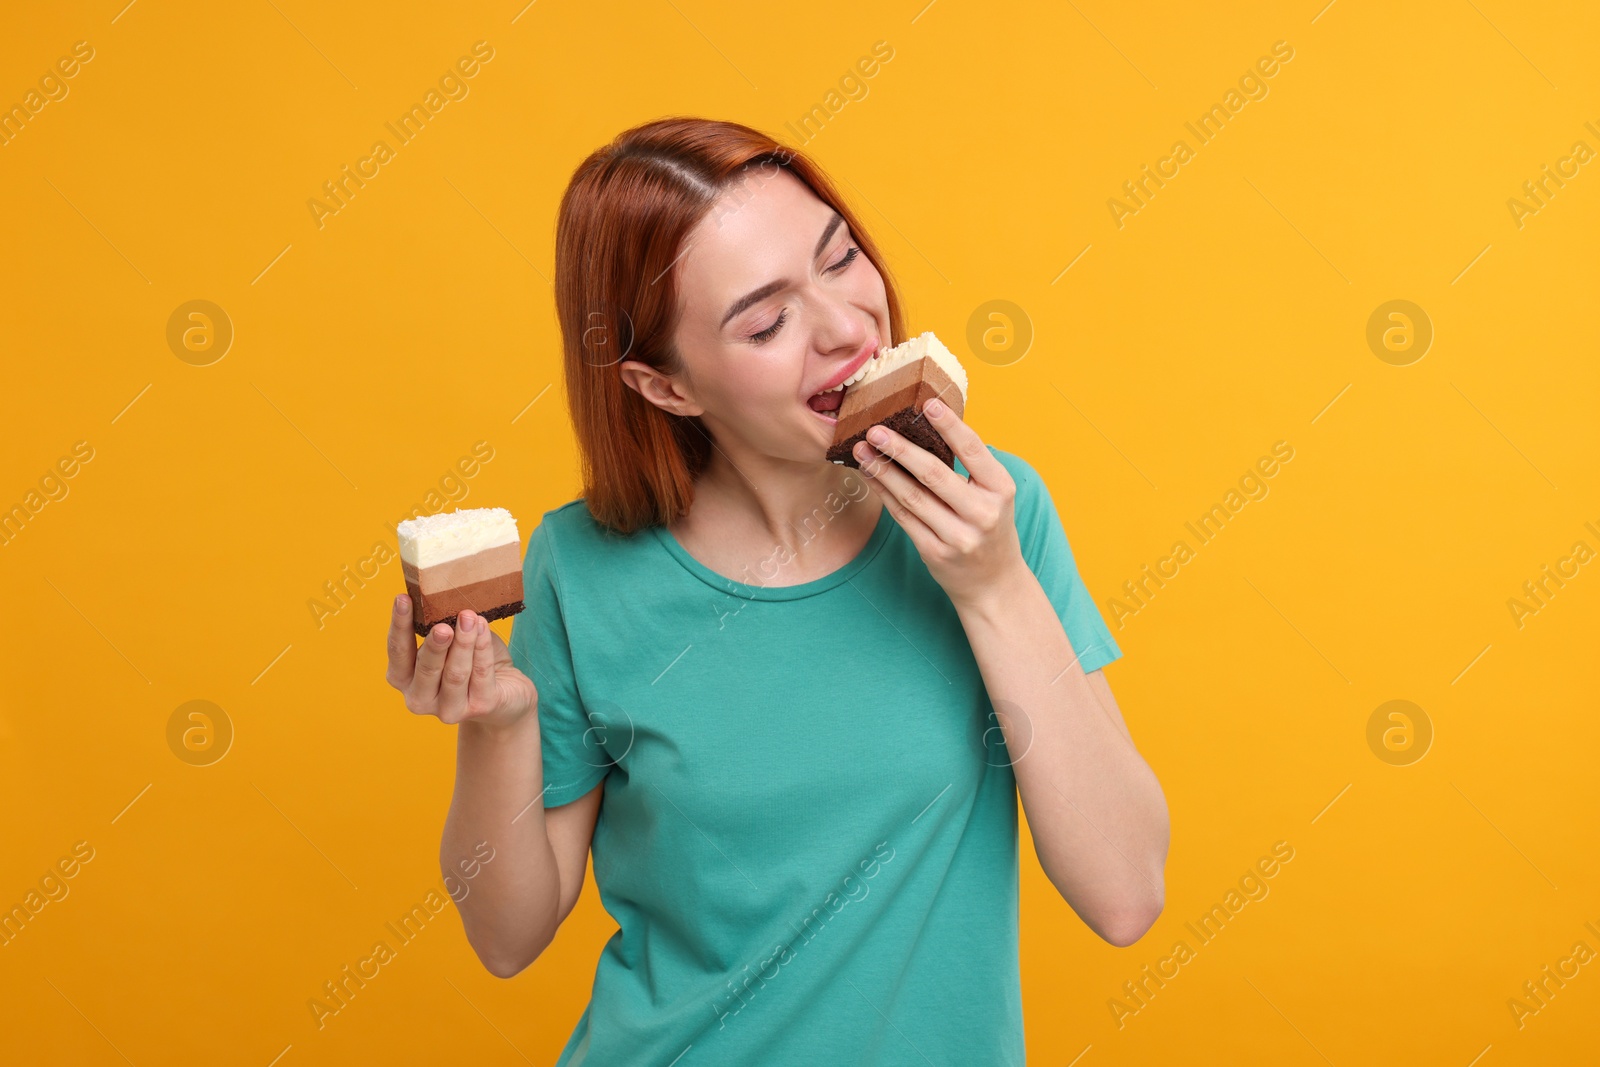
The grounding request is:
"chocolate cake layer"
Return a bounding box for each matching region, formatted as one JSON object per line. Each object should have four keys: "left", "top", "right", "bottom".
{"left": 410, "top": 600, "right": 525, "bottom": 638}
{"left": 407, "top": 570, "right": 525, "bottom": 636}
{"left": 401, "top": 541, "right": 520, "bottom": 594}
{"left": 833, "top": 359, "right": 961, "bottom": 441}
{"left": 826, "top": 360, "right": 964, "bottom": 470}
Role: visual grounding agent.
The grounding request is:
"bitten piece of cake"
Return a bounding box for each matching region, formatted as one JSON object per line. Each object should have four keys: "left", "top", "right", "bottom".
{"left": 397, "top": 507, "right": 525, "bottom": 637}
{"left": 826, "top": 331, "right": 969, "bottom": 469}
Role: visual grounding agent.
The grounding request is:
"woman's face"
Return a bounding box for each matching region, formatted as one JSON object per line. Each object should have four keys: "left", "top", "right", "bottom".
{"left": 637, "top": 166, "right": 891, "bottom": 465}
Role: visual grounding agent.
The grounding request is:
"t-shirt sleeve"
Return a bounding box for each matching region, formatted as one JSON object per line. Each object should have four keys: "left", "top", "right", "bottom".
{"left": 506, "top": 516, "right": 610, "bottom": 808}
{"left": 999, "top": 448, "right": 1123, "bottom": 675}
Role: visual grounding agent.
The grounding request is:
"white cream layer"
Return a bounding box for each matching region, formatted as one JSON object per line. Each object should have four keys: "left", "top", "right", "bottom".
{"left": 822, "top": 331, "right": 968, "bottom": 402}
{"left": 397, "top": 507, "right": 520, "bottom": 567}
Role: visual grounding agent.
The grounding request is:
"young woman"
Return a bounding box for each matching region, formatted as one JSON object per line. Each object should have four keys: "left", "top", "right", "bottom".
{"left": 386, "top": 117, "right": 1169, "bottom": 1064}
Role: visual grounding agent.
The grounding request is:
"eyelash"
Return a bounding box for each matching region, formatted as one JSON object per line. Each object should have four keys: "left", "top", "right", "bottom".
{"left": 747, "top": 246, "right": 861, "bottom": 345}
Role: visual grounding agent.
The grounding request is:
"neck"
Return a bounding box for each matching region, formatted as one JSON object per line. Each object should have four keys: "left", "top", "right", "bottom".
{"left": 674, "top": 441, "right": 880, "bottom": 580}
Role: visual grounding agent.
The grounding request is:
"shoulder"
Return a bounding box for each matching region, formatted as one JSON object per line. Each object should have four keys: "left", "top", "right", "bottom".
{"left": 528, "top": 498, "right": 596, "bottom": 547}
{"left": 987, "top": 444, "right": 1040, "bottom": 485}
{"left": 970, "top": 445, "right": 1081, "bottom": 561}
{"left": 959, "top": 444, "right": 1046, "bottom": 500}
{"left": 511, "top": 500, "right": 622, "bottom": 645}
{"left": 522, "top": 496, "right": 656, "bottom": 582}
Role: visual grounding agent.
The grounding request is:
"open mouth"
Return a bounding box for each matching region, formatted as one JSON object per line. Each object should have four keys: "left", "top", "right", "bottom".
{"left": 807, "top": 389, "right": 845, "bottom": 421}
{"left": 807, "top": 347, "right": 880, "bottom": 422}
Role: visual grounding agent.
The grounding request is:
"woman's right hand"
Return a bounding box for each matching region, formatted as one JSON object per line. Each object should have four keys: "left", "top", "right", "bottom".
{"left": 386, "top": 596, "right": 538, "bottom": 731}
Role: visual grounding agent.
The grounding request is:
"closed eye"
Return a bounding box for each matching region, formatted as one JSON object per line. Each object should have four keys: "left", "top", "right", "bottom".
{"left": 746, "top": 246, "right": 861, "bottom": 345}
{"left": 829, "top": 246, "right": 860, "bottom": 273}
{"left": 749, "top": 309, "right": 787, "bottom": 344}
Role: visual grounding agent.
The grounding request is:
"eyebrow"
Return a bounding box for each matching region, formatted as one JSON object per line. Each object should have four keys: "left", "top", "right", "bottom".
{"left": 719, "top": 212, "right": 848, "bottom": 329}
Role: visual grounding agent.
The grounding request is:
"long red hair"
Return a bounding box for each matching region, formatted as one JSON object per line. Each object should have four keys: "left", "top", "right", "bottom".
{"left": 554, "top": 116, "right": 907, "bottom": 535}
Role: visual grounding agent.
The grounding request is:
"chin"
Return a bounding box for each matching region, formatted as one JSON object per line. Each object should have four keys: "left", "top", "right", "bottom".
{"left": 806, "top": 406, "right": 842, "bottom": 457}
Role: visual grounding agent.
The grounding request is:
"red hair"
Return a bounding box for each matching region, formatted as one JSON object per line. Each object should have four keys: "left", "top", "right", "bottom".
{"left": 554, "top": 116, "right": 907, "bottom": 535}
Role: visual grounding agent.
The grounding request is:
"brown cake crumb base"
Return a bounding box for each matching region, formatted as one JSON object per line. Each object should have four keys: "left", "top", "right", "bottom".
{"left": 826, "top": 405, "right": 956, "bottom": 470}
{"left": 412, "top": 600, "right": 526, "bottom": 638}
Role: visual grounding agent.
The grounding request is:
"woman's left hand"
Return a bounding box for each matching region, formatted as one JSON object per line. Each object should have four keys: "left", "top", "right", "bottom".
{"left": 852, "top": 396, "right": 1029, "bottom": 610}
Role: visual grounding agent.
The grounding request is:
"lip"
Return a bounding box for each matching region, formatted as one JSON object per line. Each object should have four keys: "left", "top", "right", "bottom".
{"left": 809, "top": 337, "right": 881, "bottom": 398}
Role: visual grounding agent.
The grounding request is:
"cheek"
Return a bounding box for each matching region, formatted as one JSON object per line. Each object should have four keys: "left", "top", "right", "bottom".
{"left": 845, "top": 259, "right": 891, "bottom": 336}
{"left": 709, "top": 344, "right": 802, "bottom": 413}
{"left": 852, "top": 259, "right": 888, "bottom": 304}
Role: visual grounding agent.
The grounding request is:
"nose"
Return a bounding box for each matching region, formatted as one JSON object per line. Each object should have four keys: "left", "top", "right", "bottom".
{"left": 811, "top": 288, "right": 872, "bottom": 360}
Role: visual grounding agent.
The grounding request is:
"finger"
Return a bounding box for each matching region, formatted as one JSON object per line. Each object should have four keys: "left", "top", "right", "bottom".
{"left": 435, "top": 611, "right": 479, "bottom": 722}
{"left": 855, "top": 438, "right": 966, "bottom": 545}
{"left": 855, "top": 441, "right": 941, "bottom": 548}
{"left": 859, "top": 419, "right": 971, "bottom": 514}
{"left": 385, "top": 595, "right": 418, "bottom": 690}
{"left": 918, "top": 394, "right": 1009, "bottom": 488}
{"left": 408, "top": 620, "right": 454, "bottom": 709}
{"left": 465, "top": 612, "right": 497, "bottom": 716}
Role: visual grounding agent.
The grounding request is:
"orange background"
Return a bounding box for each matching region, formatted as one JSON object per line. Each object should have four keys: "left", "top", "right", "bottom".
{"left": 3, "top": 1, "right": 1598, "bottom": 1063}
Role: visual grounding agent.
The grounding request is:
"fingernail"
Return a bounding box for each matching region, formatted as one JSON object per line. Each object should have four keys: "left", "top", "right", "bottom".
{"left": 925, "top": 398, "right": 945, "bottom": 416}
{"left": 461, "top": 613, "right": 473, "bottom": 632}
{"left": 395, "top": 595, "right": 408, "bottom": 613}
{"left": 867, "top": 427, "right": 888, "bottom": 445}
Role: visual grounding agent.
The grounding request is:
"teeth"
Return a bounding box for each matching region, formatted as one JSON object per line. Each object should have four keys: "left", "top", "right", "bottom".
{"left": 819, "top": 351, "right": 879, "bottom": 394}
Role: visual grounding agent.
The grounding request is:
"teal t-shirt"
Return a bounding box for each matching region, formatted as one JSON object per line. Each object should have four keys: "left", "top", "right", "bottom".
{"left": 508, "top": 445, "right": 1122, "bottom": 1065}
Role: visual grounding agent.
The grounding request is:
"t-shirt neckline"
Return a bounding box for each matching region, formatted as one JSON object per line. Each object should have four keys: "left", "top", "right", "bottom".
{"left": 650, "top": 501, "right": 893, "bottom": 602}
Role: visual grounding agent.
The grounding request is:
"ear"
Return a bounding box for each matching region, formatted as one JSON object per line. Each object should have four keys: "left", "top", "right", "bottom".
{"left": 618, "top": 359, "right": 705, "bottom": 418}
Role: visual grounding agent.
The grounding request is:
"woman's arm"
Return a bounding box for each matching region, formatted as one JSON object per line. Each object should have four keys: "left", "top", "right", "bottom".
{"left": 387, "top": 598, "right": 601, "bottom": 977}
{"left": 953, "top": 578, "right": 1169, "bottom": 946}
{"left": 847, "top": 401, "right": 1169, "bottom": 946}
{"left": 441, "top": 717, "right": 602, "bottom": 978}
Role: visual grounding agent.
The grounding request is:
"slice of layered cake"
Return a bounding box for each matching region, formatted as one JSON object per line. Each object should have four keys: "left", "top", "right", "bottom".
{"left": 397, "top": 507, "right": 525, "bottom": 637}
{"left": 825, "top": 331, "right": 969, "bottom": 469}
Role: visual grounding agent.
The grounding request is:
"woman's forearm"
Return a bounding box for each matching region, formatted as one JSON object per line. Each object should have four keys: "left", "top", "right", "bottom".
{"left": 954, "top": 564, "right": 1170, "bottom": 946}
{"left": 440, "top": 712, "right": 562, "bottom": 976}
